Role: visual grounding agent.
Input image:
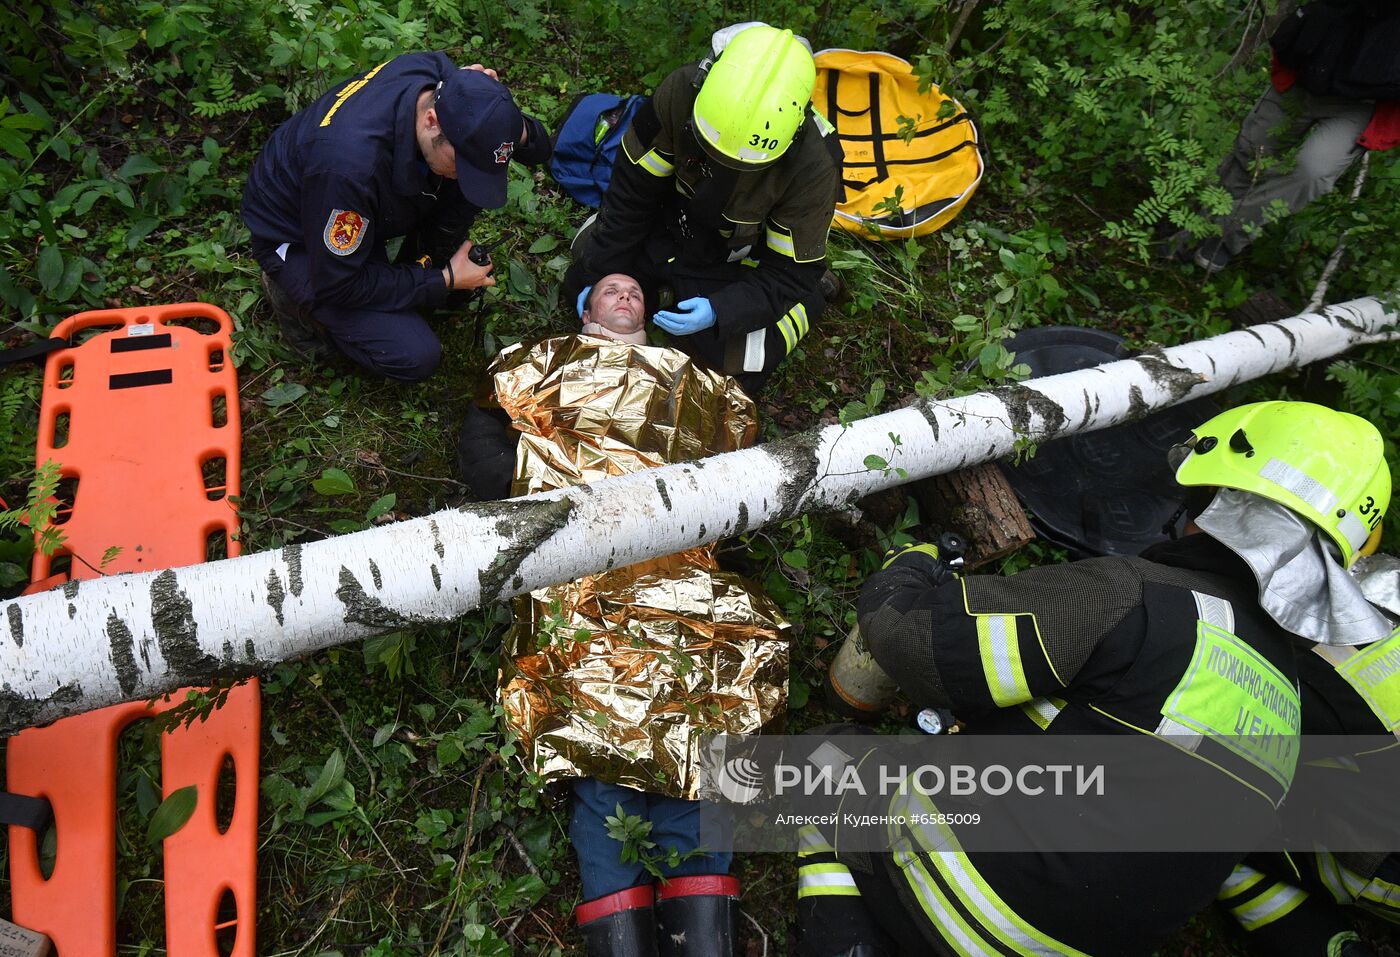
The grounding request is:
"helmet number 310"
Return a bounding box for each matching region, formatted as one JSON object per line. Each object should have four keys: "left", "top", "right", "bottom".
{"left": 1358, "top": 495, "right": 1384, "bottom": 530}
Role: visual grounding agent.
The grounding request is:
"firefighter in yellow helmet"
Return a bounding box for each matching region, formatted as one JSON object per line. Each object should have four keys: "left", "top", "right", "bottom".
{"left": 564, "top": 23, "right": 843, "bottom": 397}
{"left": 798, "top": 401, "right": 1392, "bottom": 956}
{"left": 1187, "top": 404, "right": 1396, "bottom": 957}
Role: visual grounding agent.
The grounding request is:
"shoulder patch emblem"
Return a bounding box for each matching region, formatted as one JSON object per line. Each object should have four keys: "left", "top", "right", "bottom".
{"left": 324, "top": 209, "right": 367, "bottom": 256}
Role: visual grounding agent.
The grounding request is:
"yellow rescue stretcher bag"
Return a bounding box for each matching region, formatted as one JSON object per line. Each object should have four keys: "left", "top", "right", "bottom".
{"left": 813, "top": 49, "right": 983, "bottom": 239}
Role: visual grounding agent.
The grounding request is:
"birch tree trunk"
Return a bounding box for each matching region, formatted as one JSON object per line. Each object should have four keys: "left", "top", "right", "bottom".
{"left": 1, "top": 295, "right": 1395, "bottom": 734}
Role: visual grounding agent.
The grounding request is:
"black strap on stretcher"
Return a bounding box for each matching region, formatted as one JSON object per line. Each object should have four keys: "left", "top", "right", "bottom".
{"left": 0, "top": 336, "right": 67, "bottom": 368}
{"left": 0, "top": 791, "right": 53, "bottom": 832}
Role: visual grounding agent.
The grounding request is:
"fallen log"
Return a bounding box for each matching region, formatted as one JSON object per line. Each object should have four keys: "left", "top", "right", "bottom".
{"left": 911, "top": 462, "right": 1034, "bottom": 568}
{"left": 1, "top": 295, "right": 1394, "bottom": 733}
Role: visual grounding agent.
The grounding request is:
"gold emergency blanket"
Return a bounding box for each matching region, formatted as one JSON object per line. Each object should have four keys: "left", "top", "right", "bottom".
{"left": 496, "top": 336, "right": 789, "bottom": 798}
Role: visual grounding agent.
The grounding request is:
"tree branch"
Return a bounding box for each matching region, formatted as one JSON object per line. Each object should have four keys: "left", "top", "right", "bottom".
{"left": 946, "top": 0, "right": 982, "bottom": 53}
{"left": 1307, "top": 152, "right": 1371, "bottom": 314}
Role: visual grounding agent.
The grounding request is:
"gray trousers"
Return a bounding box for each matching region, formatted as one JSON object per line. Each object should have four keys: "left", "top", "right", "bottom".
{"left": 1215, "top": 85, "right": 1374, "bottom": 254}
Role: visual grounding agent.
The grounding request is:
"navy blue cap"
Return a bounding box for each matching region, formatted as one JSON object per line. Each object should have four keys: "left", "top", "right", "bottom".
{"left": 434, "top": 69, "right": 523, "bottom": 209}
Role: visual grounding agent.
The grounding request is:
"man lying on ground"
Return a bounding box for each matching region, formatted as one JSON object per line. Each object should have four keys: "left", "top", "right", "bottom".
{"left": 456, "top": 289, "right": 783, "bottom": 955}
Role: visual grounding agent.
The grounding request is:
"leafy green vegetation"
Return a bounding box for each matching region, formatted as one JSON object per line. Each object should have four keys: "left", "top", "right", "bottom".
{"left": 3, "top": 0, "right": 1399, "bottom": 953}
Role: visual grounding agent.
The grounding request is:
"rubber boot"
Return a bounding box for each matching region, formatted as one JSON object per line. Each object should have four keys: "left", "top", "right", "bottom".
{"left": 454, "top": 404, "right": 517, "bottom": 501}
{"left": 655, "top": 875, "right": 740, "bottom": 957}
{"left": 260, "top": 272, "right": 335, "bottom": 362}
{"left": 819, "top": 267, "right": 847, "bottom": 305}
{"left": 577, "top": 885, "right": 658, "bottom": 957}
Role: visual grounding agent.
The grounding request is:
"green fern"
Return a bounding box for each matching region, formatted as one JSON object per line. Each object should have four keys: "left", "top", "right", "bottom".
{"left": 0, "top": 459, "right": 65, "bottom": 557}
{"left": 0, "top": 374, "right": 29, "bottom": 431}
{"left": 0, "top": 370, "right": 41, "bottom": 483}
{"left": 193, "top": 71, "right": 270, "bottom": 118}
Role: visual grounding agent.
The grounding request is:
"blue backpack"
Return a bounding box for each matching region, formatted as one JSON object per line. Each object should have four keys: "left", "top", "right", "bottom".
{"left": 549, "top": 92, "right": 645, "bottom": 208}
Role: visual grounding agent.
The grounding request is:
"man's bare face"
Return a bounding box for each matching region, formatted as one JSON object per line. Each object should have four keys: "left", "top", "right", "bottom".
{"left": 583, "top": 274, "right": 645, "bottom": 334}
{"left": 416, "top": 94, "right": 459, "bottom": 178}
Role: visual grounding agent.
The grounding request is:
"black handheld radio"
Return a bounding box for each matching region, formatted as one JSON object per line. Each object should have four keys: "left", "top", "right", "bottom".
{"left": 467, "top": 242, "right": 493, "bottom": 267}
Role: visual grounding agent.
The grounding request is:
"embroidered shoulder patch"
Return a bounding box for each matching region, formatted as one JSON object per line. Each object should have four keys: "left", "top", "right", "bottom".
{"left": 324, "top": 209, "right": 367, "bottom": 256}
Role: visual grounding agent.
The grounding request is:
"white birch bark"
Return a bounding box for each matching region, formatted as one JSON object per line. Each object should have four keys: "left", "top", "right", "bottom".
{"left": 1, "top": 295, "right": 1395, "bottom": 733}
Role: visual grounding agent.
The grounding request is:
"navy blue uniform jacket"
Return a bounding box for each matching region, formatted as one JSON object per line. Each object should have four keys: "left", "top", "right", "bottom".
{"left": 242, "top": 52, "right": 543, "bottom": 314}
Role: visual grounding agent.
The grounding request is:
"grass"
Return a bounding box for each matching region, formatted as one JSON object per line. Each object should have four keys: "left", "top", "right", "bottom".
{"left": 3, "top": 5, "right": 1400, "bottom": 954}
{"left": 6, "top": 199, "right": 1400, "bottom": 957}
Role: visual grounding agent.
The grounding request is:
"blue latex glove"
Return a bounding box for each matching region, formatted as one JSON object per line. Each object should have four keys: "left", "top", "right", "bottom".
{"left": 653, "top": 296, "right": 716, "bottom": 336}
{"left": 575, "top": 285, "right": 592, "bottom": 318}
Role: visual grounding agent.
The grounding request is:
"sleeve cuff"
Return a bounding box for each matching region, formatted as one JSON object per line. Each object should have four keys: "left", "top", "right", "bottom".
{"left": 422, "top": 266, "right": 451, "bottom": 305}
{"left": 514, "top": 115, "right": 553, "bottom": 166}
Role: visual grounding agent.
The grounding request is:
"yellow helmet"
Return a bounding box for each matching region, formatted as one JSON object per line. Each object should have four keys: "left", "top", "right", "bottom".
{"left": 1174, "top": 401, "right": 1389, "bottom": 567}
{"left": 691, "top": 25, "right": 816, "bottom": 170}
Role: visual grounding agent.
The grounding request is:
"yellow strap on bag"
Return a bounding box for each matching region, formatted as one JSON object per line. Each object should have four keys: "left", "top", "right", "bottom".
{"left": 812, "top": 49, "right": 983, "bottom": 239}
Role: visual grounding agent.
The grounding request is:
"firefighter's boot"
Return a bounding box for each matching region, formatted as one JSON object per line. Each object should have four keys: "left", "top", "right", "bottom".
{"left": 577, "top": 885, "right": 658, "bottom": 957}
{"left": 655, "top": 875, "right": 740, "bottom": 957}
